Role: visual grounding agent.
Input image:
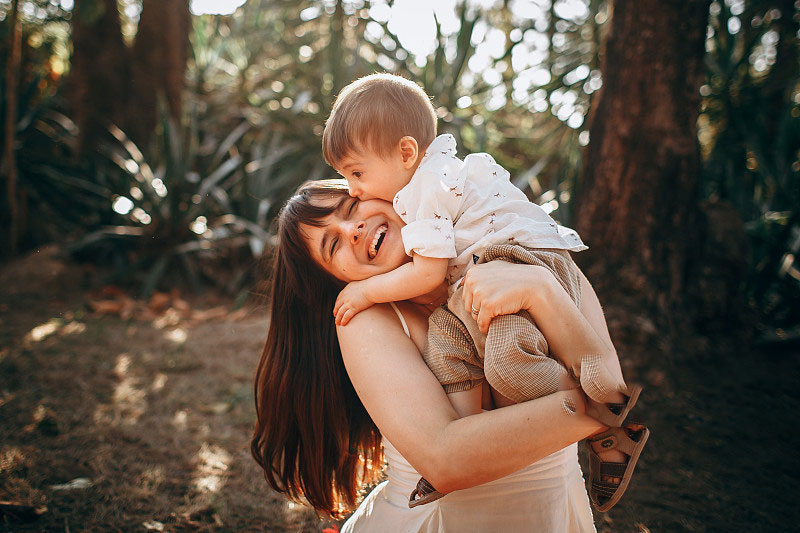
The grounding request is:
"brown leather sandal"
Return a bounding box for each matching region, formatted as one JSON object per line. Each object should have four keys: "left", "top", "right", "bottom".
{"left": 585, "top": 384, "right": 643, "bottom": 427}
{"left": 408, "top": 477, "right": 445, "bottom": 508}
{"left": 587, "top": 422, "right": 650, "bottom": 512}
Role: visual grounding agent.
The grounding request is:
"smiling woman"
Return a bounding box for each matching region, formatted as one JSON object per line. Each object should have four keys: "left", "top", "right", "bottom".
{"left": 251, "top": 178, "right": 605, "bottom": 529}
{"left": 298, "top": 183, "right": 410, "bottom": 281}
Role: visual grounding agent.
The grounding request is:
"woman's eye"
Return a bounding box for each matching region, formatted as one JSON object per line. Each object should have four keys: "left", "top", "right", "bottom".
{"left": 330, "top": 237, "right": 338, "bottom": 256}
{"left": 347, "top": 199, "right": 357, "bottom": 215}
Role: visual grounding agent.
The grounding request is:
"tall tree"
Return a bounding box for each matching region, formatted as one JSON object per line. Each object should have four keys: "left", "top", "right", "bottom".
{"left": 129, "top": 0, "right": 190, "bottom": 146}
{"left": 69, "top": 0, "right": 130, "bottom": 153}
{"left": 68, "top": 0, "right": 190, "bottom": 152}
{"left": 2, "top": 0, "right": 21, "bottom": 255}
{"left": 573, "top": 0, "right": 712, "bottom": 334}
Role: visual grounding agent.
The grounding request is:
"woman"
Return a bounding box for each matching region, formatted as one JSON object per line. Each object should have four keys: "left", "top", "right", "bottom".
{"left": 252, "top": 180, "right": 612, "bottom": 531}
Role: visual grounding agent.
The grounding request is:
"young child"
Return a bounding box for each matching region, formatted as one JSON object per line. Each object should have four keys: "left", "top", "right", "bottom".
{"left": 322, "top": 73, "right": 649, "bottom": 512}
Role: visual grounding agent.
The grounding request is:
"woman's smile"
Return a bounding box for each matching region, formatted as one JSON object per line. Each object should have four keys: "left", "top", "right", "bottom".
{"left": 367, "top": 223, "right": 388, "bottom": 259}
{"left": 301, "top": 197, "right": 409, "bottom": 282}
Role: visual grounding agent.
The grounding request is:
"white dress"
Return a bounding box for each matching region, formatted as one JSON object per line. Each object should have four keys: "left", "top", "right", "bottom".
{"left": 341, "top": 304, "right": 596, "bottom": 533}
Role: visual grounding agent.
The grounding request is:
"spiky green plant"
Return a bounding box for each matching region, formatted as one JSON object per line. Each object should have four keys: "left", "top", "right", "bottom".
{"left": 700, "top": 0, "right": 800, "bottom": 328}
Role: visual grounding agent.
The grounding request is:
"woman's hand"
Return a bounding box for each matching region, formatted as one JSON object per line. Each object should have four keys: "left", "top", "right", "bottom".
{"left": 461, "top": 262, "right": 552, "bottom": 334}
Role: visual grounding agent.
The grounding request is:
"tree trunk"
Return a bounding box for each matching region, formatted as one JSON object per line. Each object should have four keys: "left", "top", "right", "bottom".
{"left": 69, "top": 0, "right": 189, "bottom": 152}
{"left": 573, "top": 0, "right": 711, "bottom": 334}
{"left": 3, "top": 0, "right": 22, "bottom": 256}
{"left": 69, "top": 0, "right": 130, "bottom": 154}
{"left": 129, "top": 0, "right": 190, "bottom": 148}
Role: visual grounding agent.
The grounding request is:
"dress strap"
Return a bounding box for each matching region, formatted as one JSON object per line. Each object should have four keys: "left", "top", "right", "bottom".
{"left": 388, "top": 302, "right": 411, "bottom": 338}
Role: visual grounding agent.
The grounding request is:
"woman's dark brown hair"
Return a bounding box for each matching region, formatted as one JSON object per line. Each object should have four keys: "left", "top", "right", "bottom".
{"left": 251, "top": 179, "right": 383, "bottom": 519}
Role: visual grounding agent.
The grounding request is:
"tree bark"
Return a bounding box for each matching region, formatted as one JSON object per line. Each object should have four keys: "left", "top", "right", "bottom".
{"left": 3, "top": 0, "right": 22, "bottom": 256}
{"left": 573, "top": 0, "right": 711, "bottom": 333}
{"left": 68, "top": 0, "right": 189, "bottom": 153}
{"left": 129, "top": 0, "right": 190, "bottom": 147}
{"left": 69, "top": 0, "right": 130, "bottom": 154}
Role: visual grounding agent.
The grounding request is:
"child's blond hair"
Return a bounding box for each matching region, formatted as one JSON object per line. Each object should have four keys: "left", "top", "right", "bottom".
{"left": 322, "top": 73, "right": 437, "bottom": 167}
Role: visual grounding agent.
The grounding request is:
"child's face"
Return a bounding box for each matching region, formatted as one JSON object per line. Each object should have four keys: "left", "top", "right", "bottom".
{"left": 334, "top": 140, "right": 417, "bottom": 202}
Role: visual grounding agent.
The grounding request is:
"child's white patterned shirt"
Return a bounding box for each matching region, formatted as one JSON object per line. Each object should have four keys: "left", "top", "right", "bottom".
{"left": 393, "top": 134, "right": 587, "bottom": 285}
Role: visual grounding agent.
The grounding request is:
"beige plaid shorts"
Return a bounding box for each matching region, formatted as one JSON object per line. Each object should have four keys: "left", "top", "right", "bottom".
{"left": 423, "top": 244, "right": 582, "bottom": 403}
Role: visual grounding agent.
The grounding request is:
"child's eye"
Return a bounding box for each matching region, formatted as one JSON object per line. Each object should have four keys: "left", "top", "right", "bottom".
{"left": 352, "top": 172, "right": 362, "bottom": 179}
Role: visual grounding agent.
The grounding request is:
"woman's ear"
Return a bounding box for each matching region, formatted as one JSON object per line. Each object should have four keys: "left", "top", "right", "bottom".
{"left": 398, "top": 136, "right": 419, "bottom": 169}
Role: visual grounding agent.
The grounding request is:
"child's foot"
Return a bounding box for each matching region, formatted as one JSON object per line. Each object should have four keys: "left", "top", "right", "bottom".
{"left": 588, "top": 429, "right": 627, "bottom": 467}
{"left": 586, "top": 423, "right": 650, "bottom": 512}
{"left": 408, "top": 477, "right": 445, "bottom": 508}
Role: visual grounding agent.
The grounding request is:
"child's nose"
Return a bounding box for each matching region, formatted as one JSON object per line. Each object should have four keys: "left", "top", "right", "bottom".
{"left": 348, "top": 186, "right": 361, "bottom": 198}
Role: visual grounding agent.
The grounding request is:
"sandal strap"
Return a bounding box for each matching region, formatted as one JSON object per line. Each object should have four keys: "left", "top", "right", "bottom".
{"left": 586, "top": 424, "right": 651, "bottom": 512}
{"left": 591, "top": 479, "right": 622, "bottom": 496}
{"left": 416, "top": 478, "right": 437, "bottom": 496}
{"left": 589, "top": 424, "right": 647, "bottom": 456}
{"left": 408, "top": 477, "right": 445, "bottom": 508}
{"left": 598, "top": 461, "right": 628, "bottom": 478}
{"left": 584, "top": 384, "right": 642, "bottom": 427}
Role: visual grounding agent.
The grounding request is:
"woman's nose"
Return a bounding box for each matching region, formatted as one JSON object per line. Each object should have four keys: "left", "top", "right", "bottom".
{"left": 347, "top": 221, "right": 366, "bottom": 243}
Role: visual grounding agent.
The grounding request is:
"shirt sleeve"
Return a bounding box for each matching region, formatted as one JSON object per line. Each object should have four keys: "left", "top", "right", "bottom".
{"left": 394, "top": 158, "right": 464, "bottom": 259}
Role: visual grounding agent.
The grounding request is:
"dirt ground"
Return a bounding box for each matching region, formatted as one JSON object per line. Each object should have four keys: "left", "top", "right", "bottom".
{"left": 1, "top": 247, "right": 798, "bottom": 532}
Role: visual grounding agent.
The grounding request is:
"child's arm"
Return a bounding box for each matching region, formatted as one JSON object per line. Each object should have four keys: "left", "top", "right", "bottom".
{"left": 334, "top": 255, "right": 448, "bottom": 326}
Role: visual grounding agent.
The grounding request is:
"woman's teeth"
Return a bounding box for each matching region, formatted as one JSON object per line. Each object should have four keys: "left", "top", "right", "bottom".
{"left": 368, "top": 224, "right": 388, "bottom": 259}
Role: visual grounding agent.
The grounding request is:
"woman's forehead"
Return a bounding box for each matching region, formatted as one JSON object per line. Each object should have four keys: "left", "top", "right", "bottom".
{"left": 310, "top": 192, "right": 349, "bottom": 214}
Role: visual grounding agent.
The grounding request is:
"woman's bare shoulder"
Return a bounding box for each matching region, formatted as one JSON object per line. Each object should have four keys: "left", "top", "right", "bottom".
{"left": 335, "top": 303, "right": 408, "bottom": 347}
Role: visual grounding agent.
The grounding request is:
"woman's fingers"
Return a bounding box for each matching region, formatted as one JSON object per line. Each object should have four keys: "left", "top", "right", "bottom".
{"left": 475, "top": 297, "right": 503, "bottom": 334}
{"left": 461, "top": 273, "right": 476, "bottom": 317}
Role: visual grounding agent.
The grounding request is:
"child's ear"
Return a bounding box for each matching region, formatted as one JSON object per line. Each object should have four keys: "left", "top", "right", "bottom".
{"left": 398, "top": 136, "right": 419, "bottom": 169}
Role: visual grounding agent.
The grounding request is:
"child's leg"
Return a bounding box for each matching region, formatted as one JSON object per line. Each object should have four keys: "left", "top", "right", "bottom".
{"left": 477, "top": 246, "right": 646, "bottom": 511}
{"left": 424, "top": 305, "right": 485, "bottom": 394}
{"left": 482, "top": 311, "right": 573, "bottom": 402}
{"left": 482, "top": 292, "right": 630, "bottom": 470}
{"left": 480, "top": 246, "right": 627, "bottom": 404}
{"left": 477, "top": 247, "right": 630, "bottom": 466}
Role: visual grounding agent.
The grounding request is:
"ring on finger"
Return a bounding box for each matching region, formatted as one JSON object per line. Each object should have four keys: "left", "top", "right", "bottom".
{"left": 471, "top": 305, "right": 479, "bottom": 316}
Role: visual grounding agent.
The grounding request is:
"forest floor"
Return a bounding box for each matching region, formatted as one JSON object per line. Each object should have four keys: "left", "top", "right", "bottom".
{"left": 1, "top": 246, "right": 798, "bottom": 532}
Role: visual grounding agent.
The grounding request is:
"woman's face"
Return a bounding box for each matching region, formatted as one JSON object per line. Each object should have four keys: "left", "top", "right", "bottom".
{"left": 301, "top": 196, "right": 409, "bottom": 282}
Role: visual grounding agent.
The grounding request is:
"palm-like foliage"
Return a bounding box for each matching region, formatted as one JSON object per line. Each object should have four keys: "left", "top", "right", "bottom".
{"left": 192, "top": 0, "right": 608, "bottom": 225}
{"left": 700, "top": 0, "right": 800, "bottom": 327}
{"left": 4, "top": 0, "right": 797, "bottom": 326}
{"left": 66, "top": 108, "right": 270, "bottom": 297}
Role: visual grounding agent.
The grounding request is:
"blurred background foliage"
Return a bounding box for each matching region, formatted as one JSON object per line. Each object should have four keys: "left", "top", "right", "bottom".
{"left": 0, "top": 0, "right": 798, "bottom": 331}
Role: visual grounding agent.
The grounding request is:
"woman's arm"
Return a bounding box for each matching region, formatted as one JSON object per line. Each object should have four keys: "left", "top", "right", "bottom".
{"left": 337, "top": 304, "right": 602, "bottom": 493}
{"left": 461, "top": 262, "right": 623, "bottom": 384}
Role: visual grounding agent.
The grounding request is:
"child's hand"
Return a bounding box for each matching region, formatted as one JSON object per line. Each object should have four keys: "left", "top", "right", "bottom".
{"left": 334, "top": 281, "right": 374, "bottom": 326}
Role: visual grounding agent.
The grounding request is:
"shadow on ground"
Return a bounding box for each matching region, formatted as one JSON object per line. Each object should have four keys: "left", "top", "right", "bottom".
{"left": 1, "top": 247, "right": 798, "bottom": 532}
